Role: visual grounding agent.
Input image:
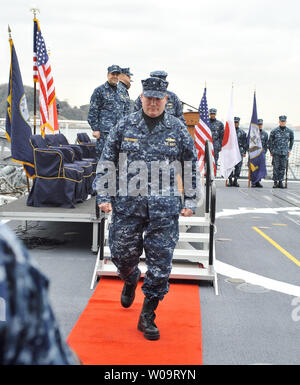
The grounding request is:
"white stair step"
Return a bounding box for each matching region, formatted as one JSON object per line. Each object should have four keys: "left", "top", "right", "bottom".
{"left": 179, "top": 216, "right": 209, "bottom": 226}
{"left": 103, "top": 246, "right": 209, "bottom": 260}
{"left": 96, "top": 260, "right": 215, "bottom": 281}
{"left": 104, "top": 230, "right": 209, "bottom": 243}
{"left": 104, "top": 231, "right": 209, "bottom": 242}
{"left": 179, "top": 232, "right": 209, "bottom": 242}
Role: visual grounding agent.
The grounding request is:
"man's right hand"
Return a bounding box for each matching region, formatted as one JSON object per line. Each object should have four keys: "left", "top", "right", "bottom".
{"left": 92, "top": 131, "right": 101, "bottom": 139}
{"left": 99, "top": 202, "right": 112, "bottom": 213}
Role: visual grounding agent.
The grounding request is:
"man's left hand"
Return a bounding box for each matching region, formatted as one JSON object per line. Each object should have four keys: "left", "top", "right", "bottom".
{"left": 180, "top": 208, "right": 193, "bottom": 217}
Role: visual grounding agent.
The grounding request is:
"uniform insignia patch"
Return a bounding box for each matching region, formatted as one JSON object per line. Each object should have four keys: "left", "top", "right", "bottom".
{"left": 124, "top": 137, "right": 138, "bottom": 142}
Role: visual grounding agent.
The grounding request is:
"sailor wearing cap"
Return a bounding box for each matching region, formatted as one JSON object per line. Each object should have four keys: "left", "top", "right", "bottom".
{"left": 268, "top": 115, "right": 294, "bottom": 188}
{"left": 134, "top": 70, "right": 185, "bottom": 124}
{"left": 93, "top": 77, "right": 199, "bottom": 342}
{"left": 118, "top": 67, "right": 133, "bottom": 116}
{"left": 87, "top": 64, "right": 123, "bottom": 159}
{"left": 227, "top": 117, "right": 247, "bottom": 187}
{"left": 208, "top": 108, "right": 224, "bottom": 167}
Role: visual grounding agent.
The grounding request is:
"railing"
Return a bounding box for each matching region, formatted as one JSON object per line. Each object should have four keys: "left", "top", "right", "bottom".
{"left": 204, "top": 140, "right": 216, "bottom": 267}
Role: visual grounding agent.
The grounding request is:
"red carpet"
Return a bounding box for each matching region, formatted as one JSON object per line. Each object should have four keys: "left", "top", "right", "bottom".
{"left": 67, "top": 278, "right": 202, "bottom": 365}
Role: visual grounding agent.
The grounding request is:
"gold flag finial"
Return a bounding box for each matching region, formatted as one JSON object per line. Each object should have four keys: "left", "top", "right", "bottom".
{"left": 8, "top": 25, "right": 12, "bottom": 40}
{"left": 30, "top": 6, "right": 40, "bottom": 19}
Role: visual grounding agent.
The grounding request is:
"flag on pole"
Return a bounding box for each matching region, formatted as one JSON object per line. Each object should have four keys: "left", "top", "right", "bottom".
{"left": 33, "top": 18, "right": 59, "bottom": 135}
{"left": 219, "top": 86, "right": 241, "bottom": 179}
{"left": 5, "top": 34, "right": 35, "bottom": 177}
{"left": 247, "top": 92, "right": 266, "bottom": 185}
{"left": 194, "top": 87, "right": 216, "bottom": 174}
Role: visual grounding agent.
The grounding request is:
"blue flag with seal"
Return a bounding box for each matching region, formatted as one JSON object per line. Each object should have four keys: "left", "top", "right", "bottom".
{"left": 5, "top": 36, "right": 35, "bottom": 178}
{"left": 247, "top": 92, "right": 266, "bottom": 185}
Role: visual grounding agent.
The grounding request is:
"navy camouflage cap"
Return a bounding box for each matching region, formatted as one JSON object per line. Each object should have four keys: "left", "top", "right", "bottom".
{"left": 142, "top": 77, "right": 168, "bottom": 98}
{"left": 234, "top": 117, "right": 240, "bottom": 122}
{"left": 279, "top": 115, "right": 287, "bottom": 122}
{"left": 150, "top": 70, "right": 168, "bottom": 80}
{"left": 107, "top": 64, "right": 121, "bottom": 74}
{"left": 258, "top": 119, "right": 263, "bottom": 125}
{"left": 209, "top": 108, "right": 217, "bottom": 114}
{"left": 121, "top": 67, "right": 133, "bottom": 76}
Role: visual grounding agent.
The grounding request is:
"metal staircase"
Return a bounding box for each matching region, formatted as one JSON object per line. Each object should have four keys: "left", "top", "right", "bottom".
{"left": 90, "top": 141, "right": 218, "bottom": 294}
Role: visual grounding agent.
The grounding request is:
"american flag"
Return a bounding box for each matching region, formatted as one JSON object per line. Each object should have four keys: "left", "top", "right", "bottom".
{"left": 33, "top": 19, "right": 59, "bottom": 135}
{"left": 194, "top": 88, "right": 216, "bottom": 174}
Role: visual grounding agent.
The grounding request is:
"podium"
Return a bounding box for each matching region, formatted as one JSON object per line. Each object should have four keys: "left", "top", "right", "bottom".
{"left": 183, "top": 111, "right": 199, "bottom": 139}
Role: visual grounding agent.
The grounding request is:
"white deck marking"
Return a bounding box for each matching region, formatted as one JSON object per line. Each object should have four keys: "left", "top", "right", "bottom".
{"left": 215, "top": 260, "right": 300, "bottom": 297}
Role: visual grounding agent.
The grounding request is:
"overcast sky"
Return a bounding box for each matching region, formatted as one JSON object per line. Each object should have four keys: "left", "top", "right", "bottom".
{"left": 1, "top": 0, "right": 300, "bottom": 125}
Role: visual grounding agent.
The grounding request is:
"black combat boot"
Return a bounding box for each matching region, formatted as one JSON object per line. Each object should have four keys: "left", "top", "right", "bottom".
{"left": 233, "top": 178, "right": 240, "bottom": 187}
{"left": 121, "top": 270, "right": 141, "bottom": 308}
{"left": 273, "top": 181, "right": 278, "bottom": 188}
{"left": 138, "top": 297, "right": 160, "bottom": 340}
{"left": 227, "top": 178, "right": 232, "bottom": 187}
{"left": 278, "top": 181, "right": 284, "bottom": 189}
{"left": 255, "top": 182, "right": 263, "bottom": 188}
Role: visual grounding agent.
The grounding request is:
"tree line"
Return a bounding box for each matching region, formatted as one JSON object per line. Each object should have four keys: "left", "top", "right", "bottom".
{"left": 0, "top": 84, "right": 89, "bottom": 121}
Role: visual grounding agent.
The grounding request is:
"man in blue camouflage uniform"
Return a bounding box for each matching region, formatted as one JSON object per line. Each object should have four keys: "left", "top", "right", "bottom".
{"left": 268, "top": 115, "right": 294, "bottom": 188}
{"left": 118, "top": 67, "right": 133, "bottom": 117}
{"left": 0, "top": 223, "right": 78, "bottom": 365}
{"left": 87, "top": 65, "right": 123, "bottom": 160}
{"left": 133, "top": 70, "right": 186, "bottom": 124}
{"left": 93, "top": 77, "right": 199, "bottom": 341}
{"left": 209, "top": 108, "right": 224, "bottom": 169}
{"left": 252, "top": 118, "right": 269, "bottom": 188}
{"left": 227, "top": 117, "right": 247, "bottom": 187}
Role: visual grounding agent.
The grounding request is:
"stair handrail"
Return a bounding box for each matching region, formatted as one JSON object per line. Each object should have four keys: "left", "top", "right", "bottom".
{"left": 95, "top": 201, "right": 106, "bottom": 262}
{"left": 204, "top": 140, "right": 216, "bottom": 266}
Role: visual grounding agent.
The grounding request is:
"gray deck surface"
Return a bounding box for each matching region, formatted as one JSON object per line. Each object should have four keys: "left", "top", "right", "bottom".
{"left": 3, "top": 178, "right": 300, "bottom": 365}
{"left": 0, "top": 195, "right": 99, "bottom": 220}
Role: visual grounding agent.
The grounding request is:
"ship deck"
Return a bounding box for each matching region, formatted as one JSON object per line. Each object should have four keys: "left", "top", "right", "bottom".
{"left": 2, "top": 178, "right": 300, "bottom": 365}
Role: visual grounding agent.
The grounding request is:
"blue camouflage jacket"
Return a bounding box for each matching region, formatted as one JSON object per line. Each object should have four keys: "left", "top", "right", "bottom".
{"left": 118, "top": 81, "right": 131, "bottom": 117}
{"left": 236, "top": 127, "right": 248, "bottom": 155}
{"left": 209, "top": 119, "right": 224, "bottom": 152}
{"left": 87, "top": 81, "right": 123, "bottom": 134}
{"left": 133, "top": 91, "right": 186, "bottom": 125}
{"left": 93, "top": 110, "right": 200, "bottom": 219}
{"left": 0, "top": 223, "right": 77, "bottom": 365}
{"left": 268, "top": 126, "right": 294, "bottom": 156}
{"left": 260, "top": 129, "right": 269, "bottom": 154}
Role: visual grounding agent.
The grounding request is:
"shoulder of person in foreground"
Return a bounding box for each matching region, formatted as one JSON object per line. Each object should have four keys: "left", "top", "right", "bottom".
{"left": 0, "top": 223, "right": 79, "bottom": 365}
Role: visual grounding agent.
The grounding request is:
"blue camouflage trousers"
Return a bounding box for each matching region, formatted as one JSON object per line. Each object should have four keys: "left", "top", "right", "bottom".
{"left": 95, "top": 133, "right": 109, "bottom": 160}
{"left": 272, "top": 154, "right": 288, "bottom": 181}
{"left": 109, "top": 212, "right": 179, "bottom": 300}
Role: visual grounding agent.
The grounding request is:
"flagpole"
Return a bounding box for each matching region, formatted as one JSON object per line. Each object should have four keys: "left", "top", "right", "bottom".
{"left": 30, "top": 7, "right": 39, "bottom": 135}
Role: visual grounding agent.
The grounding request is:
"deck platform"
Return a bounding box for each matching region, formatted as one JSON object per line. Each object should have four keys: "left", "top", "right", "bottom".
{"left": 0, "top": 196, "right": 103, "bottom": 253}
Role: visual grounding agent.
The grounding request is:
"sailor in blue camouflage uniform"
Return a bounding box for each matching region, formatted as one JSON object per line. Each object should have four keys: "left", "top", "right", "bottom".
{"left": 93, "top": 77, "right": 199, "bottom": 341}
{"left": 0, "top": 223, "right": 78, "bottom": 365}
{"left": 227, "top": 117, "right": 247, "bottom": 187}
{"left": 87, "top": 65, "right": 123, "bottom": 160}
{"left": 268, "top": 115, "right": 294, "bottom": 188}
{"left": 209, "top": 108, "right": 224, "bottom": 168}
{"left": 118, "top": 67, "right": 133, "bottom": 117}
{"left": 252, "top": 118, "right": 269, "bottom": 187}
{"left": 133, "top": 70, "right": 186, "bottom": 124}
